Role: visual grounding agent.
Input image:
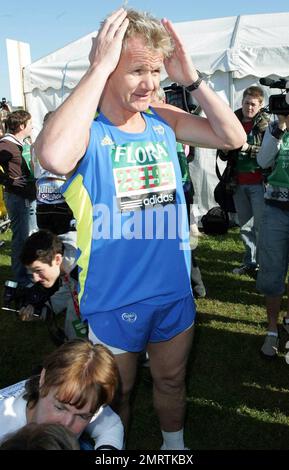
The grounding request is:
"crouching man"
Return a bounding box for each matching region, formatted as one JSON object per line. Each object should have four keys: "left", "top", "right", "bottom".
{"left": 19, "top": 229, "right": 86, "bottom": 340}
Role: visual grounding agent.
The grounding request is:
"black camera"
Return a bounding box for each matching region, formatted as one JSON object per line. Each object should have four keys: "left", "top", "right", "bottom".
{"left": 163, "top": 83, "right": 199, "bottom": 114}
{"left": 2, "top": 281, "right": 51, "bottom": 316}
{"left": 2, "top": 281, "right": 19, "bottom": 309}
{"left": 2, "top": 280, "right": 67, "bottom": 346}
{"left": 259, "top": 77, "right": 289, "bottom": 115}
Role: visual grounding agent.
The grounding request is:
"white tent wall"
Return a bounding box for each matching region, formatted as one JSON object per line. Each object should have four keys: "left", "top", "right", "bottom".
{"left": 25, "top": 87, "right": 71, "bottom": 137}
{"left": 23, "top": 11, "right": 289, "bottom": 217}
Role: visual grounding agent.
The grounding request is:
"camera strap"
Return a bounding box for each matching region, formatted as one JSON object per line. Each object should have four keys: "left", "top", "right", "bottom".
{"left": 63, "top": 274, "right": 80, "bottom": 318}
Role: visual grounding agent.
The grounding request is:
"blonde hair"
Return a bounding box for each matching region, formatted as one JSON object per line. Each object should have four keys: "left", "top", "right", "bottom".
{"left": 25, "top": 339, "right": 119, "bottom": 414}
{"left": 103, "top": 9, "right": 173, "bottom": 58}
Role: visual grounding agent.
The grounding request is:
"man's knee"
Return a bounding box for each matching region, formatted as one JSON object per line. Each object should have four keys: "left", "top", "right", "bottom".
{"left": 114, "top": 353, "right": 138, "bottom": 403}
{"left": 153, "top": 367, "right": 186, "bottom": 395}
{"left": 117, "top": 379, "right": 134, "bottom": 403}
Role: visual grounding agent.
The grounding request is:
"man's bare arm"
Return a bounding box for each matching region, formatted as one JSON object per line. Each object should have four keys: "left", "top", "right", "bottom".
{"left": 161, "top": 18, "right": 246, "bottom": 150}
{"left": 34, "top": 8, "right": 129, "bottom": 176}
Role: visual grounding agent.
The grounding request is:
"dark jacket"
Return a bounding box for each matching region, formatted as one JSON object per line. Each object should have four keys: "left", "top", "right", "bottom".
{"left": 217, "top": 108, "right": 270, "bottom": 183}
{"left": 218, "top": 108, "right": 270, "bottom": 161}
{"left": 0, "top": 136, "right": 36, "bottom": 200}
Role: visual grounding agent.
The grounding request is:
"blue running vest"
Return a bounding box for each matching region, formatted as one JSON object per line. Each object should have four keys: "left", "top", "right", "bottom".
{"left": 62, "top": 108, "right": 192, "bottom": 317}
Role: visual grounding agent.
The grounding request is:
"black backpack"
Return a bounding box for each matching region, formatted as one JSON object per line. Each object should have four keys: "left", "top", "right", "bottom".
{"left": 201, "top": 206, "right": 229, "bottom": 235}
{"left": 214, "top": 151, "right": 236, "bottom": 213}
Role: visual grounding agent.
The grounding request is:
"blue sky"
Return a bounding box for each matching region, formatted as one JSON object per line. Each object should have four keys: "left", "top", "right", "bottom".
{"left": 1, "top": 0, "right": 289, "bottom": 102}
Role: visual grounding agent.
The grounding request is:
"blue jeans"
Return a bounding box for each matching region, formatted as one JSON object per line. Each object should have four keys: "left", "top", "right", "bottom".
{"left": 4, "top": 192, "right": 36, "bottom": 285}
{"left": 257, "top": 204, "right": 289, "bottom": 297}
{"left": 233, "top": 184, "right": 265, "bottom": 267}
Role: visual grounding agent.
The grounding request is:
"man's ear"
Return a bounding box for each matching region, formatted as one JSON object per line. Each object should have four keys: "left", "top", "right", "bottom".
{"left": 39, "top": 368, "right": 46, "bottom": 387}
{"left": 55, "top": 253, "right": 63, "bottom": 266}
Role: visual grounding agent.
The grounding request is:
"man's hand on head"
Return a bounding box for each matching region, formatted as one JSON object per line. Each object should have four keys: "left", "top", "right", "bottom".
{"left": 88, "top": 8, "right": 129, "bottom": 74}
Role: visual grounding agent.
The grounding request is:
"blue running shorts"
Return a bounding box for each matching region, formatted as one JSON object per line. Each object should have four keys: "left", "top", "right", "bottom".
{"left": 88, "top": 293, "right": 196, "bottom": 353}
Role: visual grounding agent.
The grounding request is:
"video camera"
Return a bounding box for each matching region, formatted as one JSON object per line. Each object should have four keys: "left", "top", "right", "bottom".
{"left": 163, "top": 83, "right": 200, "bottom": 114}
{"left": 259, "top": 77, "right": 289, "bottom": 115}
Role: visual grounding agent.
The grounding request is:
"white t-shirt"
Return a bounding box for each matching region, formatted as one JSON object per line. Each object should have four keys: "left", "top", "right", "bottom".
{"left": 0, "top": 381, "right": 123, "bottom": 449}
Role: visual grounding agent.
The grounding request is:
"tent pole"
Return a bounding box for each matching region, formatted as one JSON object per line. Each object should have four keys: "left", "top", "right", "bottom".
{"left": 228, "top": 15, "right": 241, "bottom": 111}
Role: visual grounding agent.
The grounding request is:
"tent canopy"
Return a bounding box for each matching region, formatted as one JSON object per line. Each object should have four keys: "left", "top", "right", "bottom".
{"left": 23, "top": 11, "right": 289, "bottom": 217}
{"left": 24, "top": 11, "right": 289, "bottom": 94}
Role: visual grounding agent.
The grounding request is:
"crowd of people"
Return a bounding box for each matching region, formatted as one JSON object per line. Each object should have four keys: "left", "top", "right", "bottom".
{"left": 0, "top": 6, "right": 289, "bottom": 450}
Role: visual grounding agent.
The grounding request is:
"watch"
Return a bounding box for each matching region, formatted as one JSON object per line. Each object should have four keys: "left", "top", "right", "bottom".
{"left": 185, "top": 71, "right": 203, "bottom": 92}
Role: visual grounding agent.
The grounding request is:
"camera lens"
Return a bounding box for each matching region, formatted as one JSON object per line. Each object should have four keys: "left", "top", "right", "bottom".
{"left": 3, "top": 281, "right": 18, "bottom": 308}
{"left": 4, "top": 280, "right": 18, "bottom": 288}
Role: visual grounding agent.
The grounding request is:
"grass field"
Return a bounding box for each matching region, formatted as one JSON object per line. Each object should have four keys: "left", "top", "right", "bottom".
{"left": 1, "top": 227, "right": 289, "bottom": 450}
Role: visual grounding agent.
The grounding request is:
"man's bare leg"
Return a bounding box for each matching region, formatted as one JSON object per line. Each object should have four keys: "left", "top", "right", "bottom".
{"left": 114, "top": 352, "right": 139, "bottom": 431}
{"left": 265, "top": 295, "right": 282, "bottom": 333}
{"left": 147, "top": 326, "right": 194, "bottom": 447}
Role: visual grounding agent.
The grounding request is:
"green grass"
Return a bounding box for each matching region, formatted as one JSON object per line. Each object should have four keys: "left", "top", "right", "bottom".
{"left": 1, "top": 227, "right": 289, "bottom": 450}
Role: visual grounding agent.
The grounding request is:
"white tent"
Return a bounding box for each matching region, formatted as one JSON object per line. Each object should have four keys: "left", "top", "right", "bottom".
{"left": 23, "top": 11, "right": 289, "bottom": 217}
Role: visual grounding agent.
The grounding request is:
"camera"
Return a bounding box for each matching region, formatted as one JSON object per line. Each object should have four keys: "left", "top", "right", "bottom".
{"left": 268, "top": 95, "right": 289, "bottom": 115}
{"left": 2, "top": 280, "right": 68, "bottom": 346}
{"left": 2, "top": 281, "right": 51, "bottom": 316}
{"left": 3, "top": 281, "right": 19, "bottom": 309}
{"left": 259, "top": 77, "right": 289, "bottom": 115}
{"left": 163, "top": 83, "right": 200, "bottom": 114}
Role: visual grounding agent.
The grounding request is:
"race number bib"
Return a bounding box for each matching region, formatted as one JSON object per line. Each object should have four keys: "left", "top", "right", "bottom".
{"left": 111, "top": 141, "right": 176, "bottom": 212}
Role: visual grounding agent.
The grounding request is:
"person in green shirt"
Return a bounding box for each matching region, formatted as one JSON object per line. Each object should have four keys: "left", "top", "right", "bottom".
{"left": 256, "top": 114, "right": 289, "bottom": 358}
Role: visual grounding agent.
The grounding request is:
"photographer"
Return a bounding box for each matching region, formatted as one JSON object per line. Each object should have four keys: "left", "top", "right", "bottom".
{"left": 256, "top": 114, "right": 289, "bottom": 357}
{"left": 218, "top": 86, "right": 269, "bottom": 277}
{"left": 19, "top": 229, "right": 86, "bottom": 340}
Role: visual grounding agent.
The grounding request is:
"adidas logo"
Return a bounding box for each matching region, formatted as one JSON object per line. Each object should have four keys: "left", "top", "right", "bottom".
{"left": 153, "top": 125, "right": 165, "bottom": 135}
{"left": 143, "top": 193, "right": 174, "bottom": 206}
{"left": 101, "top": 136, "right": 114, "bottom": 146}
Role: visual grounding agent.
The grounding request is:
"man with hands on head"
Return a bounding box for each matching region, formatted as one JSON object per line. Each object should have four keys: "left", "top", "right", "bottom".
{"left": 35, "top": 8, "right": 245, "bottom": 450}
{"left": 257, "top": 114, "right": 289, "bottom": 358}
